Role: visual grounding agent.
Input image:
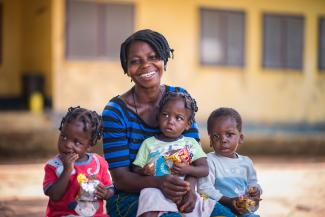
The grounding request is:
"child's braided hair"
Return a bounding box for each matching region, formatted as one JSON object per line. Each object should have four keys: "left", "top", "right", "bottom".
{"left": 120, "top": 29, "right": 174, "bottom": 73}
{"left": 59, "top": 106, "right": 102, "bottom": 146}
{"left": 159, "top": 91, "right": 198, "bottom": 124}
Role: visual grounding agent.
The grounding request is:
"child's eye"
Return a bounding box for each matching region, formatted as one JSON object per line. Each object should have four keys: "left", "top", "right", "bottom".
{"left": 161, "top": 112, "right": 169, "bottom": 118}
{"left": 176, "top": 116, "right": 184, "bottom": 121}
{"left": 75, "top": 141, "right": 82, "bottom": 146}
{"left": 60, "top": 135, "right": 67, "bottom": 141}
{"left": 212, "top": 134, "right": 220, "bottom": 141}
{"left": 226, "top": 133, "right": 233, "bottom": 138}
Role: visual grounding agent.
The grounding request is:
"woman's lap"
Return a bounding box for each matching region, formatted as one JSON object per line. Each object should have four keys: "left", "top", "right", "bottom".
{"left": 106, "top": 192, "right": 235, "bottom": 217}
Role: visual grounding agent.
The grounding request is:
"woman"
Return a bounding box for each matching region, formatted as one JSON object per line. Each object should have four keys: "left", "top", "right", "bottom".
{"left": 102, "top": 29, "right": 234, "bottom": 217}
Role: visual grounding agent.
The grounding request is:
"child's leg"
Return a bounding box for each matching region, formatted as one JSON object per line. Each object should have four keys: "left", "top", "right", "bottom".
{"left": 210, "top": 202, "right": 236, "bottom": 217}
{"left": 136, "top": 188, "right": 179, "bottom": 217}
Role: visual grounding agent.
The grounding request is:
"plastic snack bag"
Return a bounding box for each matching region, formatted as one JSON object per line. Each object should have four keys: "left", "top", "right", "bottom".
{"left": 77, "top": 174, "right": 100, "bottom": 202}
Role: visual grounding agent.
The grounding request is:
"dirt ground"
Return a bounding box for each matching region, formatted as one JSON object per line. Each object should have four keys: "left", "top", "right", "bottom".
{"left": 0, "top": 156, "right": 325, "bottom": 217}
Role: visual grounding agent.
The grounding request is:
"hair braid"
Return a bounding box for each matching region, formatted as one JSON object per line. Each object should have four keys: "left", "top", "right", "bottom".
{"left": 159, "top": 91, "right": 198, "bottom": 124}
{"left": 59, "top": 106, "right": 102, "bottom": 146}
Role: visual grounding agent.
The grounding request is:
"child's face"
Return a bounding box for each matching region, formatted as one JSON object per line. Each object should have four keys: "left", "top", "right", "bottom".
{"left": 209, "top": 116, "right": 244, "bottom": 158}
{"left": 159, "top": 98, "right": 191, "bottom": 139}
{"left": 58, "top": 120, "right": 92, "bottom": 161}
{"left": 127, "top": 40, "right": 164, "bottom": 88}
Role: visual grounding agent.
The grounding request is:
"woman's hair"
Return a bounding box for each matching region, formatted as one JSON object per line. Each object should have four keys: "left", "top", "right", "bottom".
{"left": 120, "top": 29, "right": 174, "bottom": 73}
{"left": 59, "top": 106, "right": 102, "bottom": 146}
{"left": 207, "top": 107, "right": 242, "bottom": 134}
{"left": 159, "top": 91, "right": 198, "bottom": 124}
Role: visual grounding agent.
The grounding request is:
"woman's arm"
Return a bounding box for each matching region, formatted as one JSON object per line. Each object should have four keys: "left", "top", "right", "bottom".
{"left": 111, "top": 166, "right": 189, "bottom": 202}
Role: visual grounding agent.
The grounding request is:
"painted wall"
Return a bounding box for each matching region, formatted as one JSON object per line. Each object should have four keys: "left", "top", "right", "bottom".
{"left": 0, "top": 0, "right": 51, "bottom": 98}
{"left": 0, "top": 0, "right": 22, "bottom": 95}
{"left": 52, "top": 0, "right": 325, "bottom": 126}
{"left": 21, "top": 0, "right": 52, "bottom": 98}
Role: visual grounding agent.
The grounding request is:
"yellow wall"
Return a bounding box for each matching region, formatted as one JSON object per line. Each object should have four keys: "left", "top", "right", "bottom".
{"left": 21, "top": 0, "right": 52, "bottom": 98}
{"left": 52, "top": 0, "right": 325, "bottom": 124}
{"left": 0, "top": 0, "right": 51, "bottom": 98}
{"left": 0, "top": 0, "right": 22, "bottom": 95}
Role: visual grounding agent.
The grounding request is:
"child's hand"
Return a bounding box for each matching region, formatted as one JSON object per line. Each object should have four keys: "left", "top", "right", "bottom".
{"left": 248, "top": 186, "right": 261, "bottom": 199}
{"left": 232, "top": 197, "right": 249, "bottom": 215}
{"left": 220, "top": 196, "right": 246, "bottom": 215}
{"left": 95, "top": 183, "right": 114, "bottom": 200}
{"left": 171, "top": 162, "right": 191, "bottom": 176}
{"left": 143, "top": 163, "right": 155, "bottom": 176}
{"left": 61, "top": 153, "right": 79, "bottom": 172}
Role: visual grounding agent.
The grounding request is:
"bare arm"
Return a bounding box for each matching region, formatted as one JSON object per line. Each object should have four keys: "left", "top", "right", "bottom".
{"left": 172, "top": 157, "right": 209, "bottom": 177}
{"left": 45, "top": 153, "right": 78, "bottom": 201}
{"left": 132, "top": 164, "right": 154, "bottom": 176}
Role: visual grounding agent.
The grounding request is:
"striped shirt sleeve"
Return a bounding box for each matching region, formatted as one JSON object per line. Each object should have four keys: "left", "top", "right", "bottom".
{"left": 102, "top": 98, "right": 130, "bottom": 169}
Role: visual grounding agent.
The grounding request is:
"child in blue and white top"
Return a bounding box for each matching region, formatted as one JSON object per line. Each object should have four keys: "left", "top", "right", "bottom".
{"left": 198, "top": 107, "right": 262, "bottom": 217}
{"left": 132, "top": 91, "right": 216, "bottom": 217}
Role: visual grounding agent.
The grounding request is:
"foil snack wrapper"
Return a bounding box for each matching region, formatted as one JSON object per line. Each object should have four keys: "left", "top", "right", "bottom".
{"left": 164, "top": 145, "right": 193, "bottom": 170}
{"left": 77, "top": 174, "right": 100, "bottom": 202}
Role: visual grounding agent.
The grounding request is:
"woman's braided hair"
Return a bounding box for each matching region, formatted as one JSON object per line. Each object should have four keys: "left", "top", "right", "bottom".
{"left": 59, "top": 106, "right": 102, "bottom": 146}
{"left": 159, "top": 91, "right": 198, "bottom": 124}
{"left": 120, "top": 29, "right": 174, "bottom": 73}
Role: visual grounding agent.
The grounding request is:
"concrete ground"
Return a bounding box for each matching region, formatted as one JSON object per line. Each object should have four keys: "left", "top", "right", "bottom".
{"left": 0, "top": 156, "right": 325, "bottom": 217}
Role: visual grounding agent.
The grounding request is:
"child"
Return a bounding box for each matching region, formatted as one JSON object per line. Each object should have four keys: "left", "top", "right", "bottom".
{"left": 198, "top": 107, "right": 262, "bottom": 217}
{"left": 43, "top": 106, "right": 115, "bottom": 217}
{"left": 132, "top": 91, "right": 216, "bottom": 217}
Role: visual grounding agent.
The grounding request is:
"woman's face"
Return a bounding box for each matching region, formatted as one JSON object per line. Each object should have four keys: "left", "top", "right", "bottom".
{"left": 127, "top": 41, "right": 164, "bottom": 88}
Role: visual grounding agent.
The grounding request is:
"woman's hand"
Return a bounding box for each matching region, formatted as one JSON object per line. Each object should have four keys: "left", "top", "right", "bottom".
{"left": 158, "top": 175, "right": 190, "bottom": 203}
{"left": 178, "top": 187, "right": 197, "bottom": 213}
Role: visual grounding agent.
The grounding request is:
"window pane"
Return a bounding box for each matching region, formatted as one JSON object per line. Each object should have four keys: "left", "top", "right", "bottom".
{"left": 226, "top": 12, "right": 245, "bottom": 66}
{"left": 66, "top": 0, "right": 97, "bottom": 58}
{"left": 263, "top": 15, "right": 283, "bottom": 68}
{"left": 263, "top": 14, "right": 304, "bottom": 70}
{"left": 319, "top": 18, "right": 325, "bottom": 70}
{"left": 65, "top": 0, "right": 134, "bottom": 59}
{"left": 200, "top": 9, "right": 245, "bottom": 66}
{"left": 201, "top": 10, "right": 224, "bottom": 65}
{"left": 286, "top": 17, "right": 304, "bottom": 69}
{"left": 105, "top": 4, "right": 134, "bottom": 59}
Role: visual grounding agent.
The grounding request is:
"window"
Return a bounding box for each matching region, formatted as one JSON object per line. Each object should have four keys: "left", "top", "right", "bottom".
{"left": 263, "top": 14, "right": 304, "bottom": 70}
{"left": 200, "top": 8, "right": 245, "bottom": 66}
{"left": 65, "top": 0, "right": 134, "bottom": 59}
{"left": 319, "top": 17, "right": 325, "bottom": 70}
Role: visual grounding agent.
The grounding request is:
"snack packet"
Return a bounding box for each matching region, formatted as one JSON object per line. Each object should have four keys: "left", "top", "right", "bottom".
{"left": 164, "top": 145, "right": 193, "bottom": 172}
{"left": 235, "top": 195, "right": 256, "bottom": 212}
{"left": 77, "top": 174, "right": 100, "bottom": 202}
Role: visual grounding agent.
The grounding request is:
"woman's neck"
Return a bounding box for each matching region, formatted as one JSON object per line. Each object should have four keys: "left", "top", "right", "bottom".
{"left": 133, "top": 85, "right": 164, "bottom": 105}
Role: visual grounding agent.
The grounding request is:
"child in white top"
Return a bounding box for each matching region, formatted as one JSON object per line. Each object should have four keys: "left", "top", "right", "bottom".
{"left": 198, "top": 107, "right": 262, "bottom": 217}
